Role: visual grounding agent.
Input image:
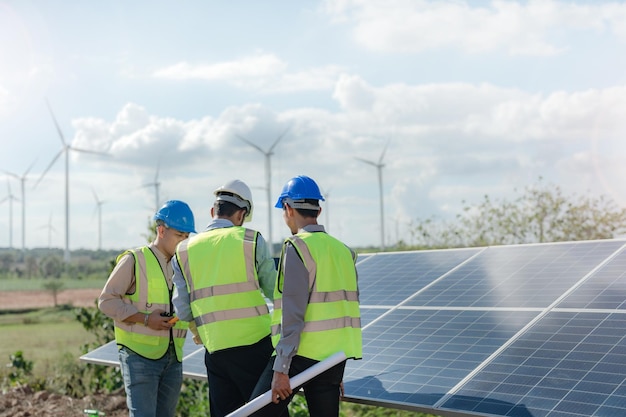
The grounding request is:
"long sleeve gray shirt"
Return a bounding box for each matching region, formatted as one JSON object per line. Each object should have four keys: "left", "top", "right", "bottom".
{"left": 273, "top": 224, "right": 326, "bottom": 374}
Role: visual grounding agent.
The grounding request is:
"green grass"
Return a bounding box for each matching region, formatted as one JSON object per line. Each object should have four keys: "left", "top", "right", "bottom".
{"left": 0, "top": 307, "right": 97, "bottom": 377}
{"left": 0, "top": 277, "right": 106, "bottom": 291}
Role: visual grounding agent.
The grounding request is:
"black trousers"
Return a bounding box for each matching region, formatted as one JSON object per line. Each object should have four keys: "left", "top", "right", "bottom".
{"left": 204, "top": 335, "right": 273, "bottom": 417}
{"left": 249, "top": 355, "right": 346, "bottom": 417}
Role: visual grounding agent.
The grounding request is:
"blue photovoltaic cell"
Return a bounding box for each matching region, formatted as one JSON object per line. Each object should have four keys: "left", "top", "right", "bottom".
{"left": 357, "top": 248, "right": 480, "bottom": 306}
{"left": 558, "top": 245, "right": 626, "bottom": 310}
{"left": 344, "top": 309, "right": 538, "bottom": 408}
{"left": 405, "top": 240, "right": 625, "bottom": 308}
{"left": 359, "top": 307, "right": 389, "bottom": 327}
{"left": 445, "top": 311, "right": 626, "bottom": 417}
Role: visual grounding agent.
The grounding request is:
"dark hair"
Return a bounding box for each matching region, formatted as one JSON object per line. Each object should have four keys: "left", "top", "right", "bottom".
{"left": 215, "top": 200, "right": 246, "bottom": 218}
{"left": 293, "top": 199, "right": 320, "bottom": 219}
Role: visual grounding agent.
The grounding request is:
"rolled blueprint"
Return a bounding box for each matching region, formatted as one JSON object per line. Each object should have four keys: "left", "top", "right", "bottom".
{"left": 225, "top": 351, "right": 348, "bottom": 417}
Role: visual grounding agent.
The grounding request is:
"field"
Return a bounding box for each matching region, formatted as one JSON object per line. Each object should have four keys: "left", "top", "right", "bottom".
{"left": 0, "top": 283, "right": 102, "bottom": 373}
{"left": 0, "top": 286, "right": 129, "bottom": 417}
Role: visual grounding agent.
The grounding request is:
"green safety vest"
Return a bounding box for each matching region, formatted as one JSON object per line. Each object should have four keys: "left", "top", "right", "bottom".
{"left": 176, "top": 227, "right": 271, "bottom": 353}
{"left": 272, "top": 232, "right": 362, "bottom": 361}
{"left": 113, "top": 247, "right": 188, "bottom": 361}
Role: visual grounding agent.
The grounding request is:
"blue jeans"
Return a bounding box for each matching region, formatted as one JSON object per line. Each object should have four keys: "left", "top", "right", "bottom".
{"left": 250, "top": 355, "right": 346, "bottom": 417}
{"left": 119, "top": 344, "right": 182, "bottom": 417}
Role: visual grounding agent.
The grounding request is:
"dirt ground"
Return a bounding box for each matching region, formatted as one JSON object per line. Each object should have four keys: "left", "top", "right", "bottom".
{"left": 0, "top": 385, "right": 128, "bottom": 417}
{"left": 0, "top": 289, "right": 128, "bottom": 416}
{"left": 0, "top": 288, "right": 102, "bottom": 310}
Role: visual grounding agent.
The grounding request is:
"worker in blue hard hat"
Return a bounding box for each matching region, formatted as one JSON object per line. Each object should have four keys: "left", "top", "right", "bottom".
{"left": 250, "top": 175, "right": 363, "bottom": 417}
{"left": 98, "top": 199, "right": 196, "bottom": 417}
{"left": 172, "top": 179, "right": 277, "bottom": 417}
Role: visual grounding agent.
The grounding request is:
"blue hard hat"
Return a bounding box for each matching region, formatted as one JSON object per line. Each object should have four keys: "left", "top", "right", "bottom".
{"left": 154, "top": 200, "right": 196, "bottom": 233}
{"left": 275, "top": 175, "right": 325, "bottom": 209}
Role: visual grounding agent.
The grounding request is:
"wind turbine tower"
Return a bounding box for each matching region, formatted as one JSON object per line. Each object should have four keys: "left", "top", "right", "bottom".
{"left": 92, "top": 189, "right": 105, "bottom": 250}
{"left": 321, "top": 186, "right": 332, "bottom": 233}
{"left": 35, "top": 99, "right": 109, "bottom": 263}
{"left": 0, "top": 179, "right": 19, "bottom": 248}
{"left": 142, "top": 162, "right": 161, "bottom": 213}
{"left": 356, "top": 140, "right": 390, "bottom": 252}
{"left": 3, "top": 161, "right": 36, "bottom": 257}
{"left": 236, "top": 127, "right": 290, "bottom": 255}
{"left": 38, "top": 212, "right": 57, "bottom": 249}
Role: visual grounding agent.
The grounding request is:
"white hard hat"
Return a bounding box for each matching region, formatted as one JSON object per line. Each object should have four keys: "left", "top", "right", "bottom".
{"left": 214, "top": 179, "right": 254, "bottom": 222}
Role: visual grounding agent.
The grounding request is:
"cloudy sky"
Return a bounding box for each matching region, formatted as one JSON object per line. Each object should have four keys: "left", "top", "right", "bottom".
{"left": 1, "top": 0, "right": 626, "bottom": 255}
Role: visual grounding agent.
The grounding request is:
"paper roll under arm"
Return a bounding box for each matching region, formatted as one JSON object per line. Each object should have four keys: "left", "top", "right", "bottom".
{"left": 225, "top": 351, "right": 348, "bottom": 417}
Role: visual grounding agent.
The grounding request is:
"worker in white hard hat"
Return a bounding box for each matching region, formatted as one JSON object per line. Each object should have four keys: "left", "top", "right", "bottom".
{"left": 172, "top": 179, "right": 277, "bottom": 417}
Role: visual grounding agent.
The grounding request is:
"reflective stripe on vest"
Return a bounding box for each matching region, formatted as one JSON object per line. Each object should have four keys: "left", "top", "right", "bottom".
{"left": 176, "top": 227, "right": 271, "bottom": 352}
{"left": 271, "top": 232, "right": 362, "bottom": 361}
{"left": 113, "top": 247, "right": 188, "bottom": 361}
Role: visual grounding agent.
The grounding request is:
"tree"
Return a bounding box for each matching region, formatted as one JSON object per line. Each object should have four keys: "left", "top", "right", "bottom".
{"left": 40, "top": 255, "right": 64, "bottom": 278}
{"left": 141, "top": 218, "right": 157, "bottom": 244}
{"left": 42, "top": 280, "right": 65, "bottom": 307}
{"left": 24, "top": 255, "right": 39, "bottom": 278}
{"left": 411, "top": 178, "right": 626, "bottom": 249}
{"left": 0, "top": 252, "right": 15, "bottom": 275}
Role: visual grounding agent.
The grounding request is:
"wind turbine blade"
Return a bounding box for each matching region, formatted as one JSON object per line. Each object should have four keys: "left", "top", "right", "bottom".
{"left": 2, "top": 159, "right": 38, "bottom": 180}
{"left": 355, "top": 157, "right": 378, "bottom": 167}
{"left": 268, "top": 125, "right": 291, "bottom": 153}
{"left": 236, "top": 134, "right": 265, "bottom": 154}
{"left": 68, "top": 146, "right": 111, "bottom": 157}
{"left": 45, "top": 98, "right": 67, "bottom": 146}
{"left": 1, "top": 170, "right": 18, "bottom": 180}
{"left": 34, "top": 149, "right": 64, "bottom": 189}
{"left": 379, "top": 139, "right": 391, "bottom": 165}
{"left": 155, "top": 161, "right": 160, "bottom": 183}
{"left": 24, "top": 159, "right": 37, "bottom": 177}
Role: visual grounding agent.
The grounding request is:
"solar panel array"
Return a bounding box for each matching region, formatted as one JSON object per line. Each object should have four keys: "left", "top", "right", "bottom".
{"left": 81, "top": 239, "right": 626, "bottom": 417}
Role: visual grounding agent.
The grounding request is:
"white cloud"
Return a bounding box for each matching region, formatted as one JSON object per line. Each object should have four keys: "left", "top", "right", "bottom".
{"left": 52, "top": 73, "right": 626, "bottom": 250}
{"left": 152, "top": 52, "right": 345, "bottom": 93}
{"left": 323, "top": 0, "right": 626, "bottom": 55}
{"left": 332, "top": 75, "right": 626, "bottom": 146}
{"left": 153, "top": 53, "right": 287, "bottom": 81}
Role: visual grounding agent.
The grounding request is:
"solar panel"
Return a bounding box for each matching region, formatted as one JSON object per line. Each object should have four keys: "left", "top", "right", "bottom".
{"left": 81, "top": 239, "right": 626, "bottom": 417}
{"left": 80, "top": 333, "right": 208, "bottom": 380}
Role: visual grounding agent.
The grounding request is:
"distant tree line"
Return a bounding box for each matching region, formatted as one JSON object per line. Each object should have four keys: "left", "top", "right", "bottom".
{"left": 406, "top": 178, "right": 626, "bottom": 249}
{"left": 0, "top": 248, "right": 122, "bottom": 280}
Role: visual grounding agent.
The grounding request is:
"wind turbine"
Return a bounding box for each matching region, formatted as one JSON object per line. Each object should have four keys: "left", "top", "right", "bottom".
{"left": 142, "top": 161, "right": 161, "bottom": 213}
{"left": 34, "top": 99, "right": 109, "bottom": 263}
{"left": 236, "top": 126, "right": 290, "bottom": 255}
{"left": 3, "top": 160, "right": 36, "bottom": 257}
{"left": 0, "top": 178, "right": 19, "bottom": 249}
{"left": 321, "top": 186, "right": 332, "bottom": 233}
{"left": 92, "top": 188, "right": 105, "bottom": 251}
{"left": 356, "top": 140, "right": 390, "bottom": 252}
{"left": 38, "top": 212, "right": 57, "bottom": 249}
